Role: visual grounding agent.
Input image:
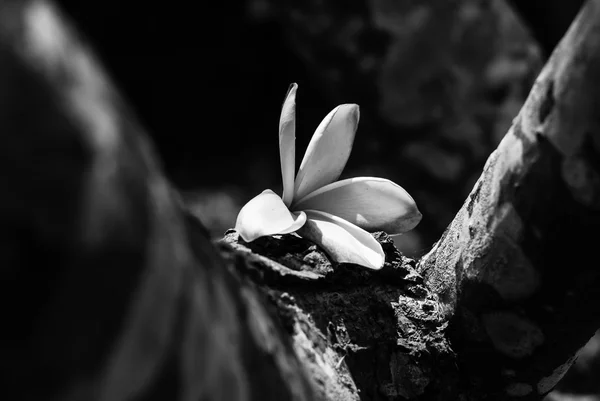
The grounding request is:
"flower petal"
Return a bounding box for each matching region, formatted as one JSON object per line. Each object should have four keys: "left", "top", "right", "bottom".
{"left": 293, "top": 177, "right": 422, "bottom": 234}
{"left": 235, "top": 189, "right": 307, "bottom": 242}
{"left": 279, "top": 83, "right": 298, "bottom": 207}
{"left": 294, "top": 104, "right": 359, "bottom": 200}
{"left": 297, "top": 210, "right": 385, "bottom": 269}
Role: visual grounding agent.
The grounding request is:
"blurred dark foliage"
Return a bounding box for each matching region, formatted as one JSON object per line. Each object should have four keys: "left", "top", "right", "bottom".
{"left": 507, "top": 0, "right": 584, "bottom": 56}
{"left": 50, "top": 0, "right": 599, "bottom": 398}
{"left": 53, "top": 0, "right": 544, "bottom": 254}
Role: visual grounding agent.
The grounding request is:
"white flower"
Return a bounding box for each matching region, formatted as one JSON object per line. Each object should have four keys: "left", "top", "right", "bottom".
{"left": 235, "top": 83, "right": 422, "bottom": 269}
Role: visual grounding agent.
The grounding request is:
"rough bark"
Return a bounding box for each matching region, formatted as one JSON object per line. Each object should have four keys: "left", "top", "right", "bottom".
{"left": 418, "top": 0, "right": 600, "bottom": 398}
{"left": 3, "top": 0, "right": 600, "bottom": 401}
{"left": 220, "top": 231, "right": 457, "bottom": 400}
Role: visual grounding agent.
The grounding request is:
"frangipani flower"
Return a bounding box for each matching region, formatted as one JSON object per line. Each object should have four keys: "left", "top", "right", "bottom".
{"left": 235, "top": 83, "right": 422, "bottom": 270}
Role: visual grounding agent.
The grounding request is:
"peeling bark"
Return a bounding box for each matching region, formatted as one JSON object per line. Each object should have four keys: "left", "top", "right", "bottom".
{"left": 419, "top": 0, "right": 600, "bottom": 398}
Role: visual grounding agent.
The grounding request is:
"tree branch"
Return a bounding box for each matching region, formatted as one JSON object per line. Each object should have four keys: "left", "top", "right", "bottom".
{"left": 220, "top": 231, "right": 458, "bottom": 400}
{"left": 419, "top": 0, "right": 600, "bottom": 398}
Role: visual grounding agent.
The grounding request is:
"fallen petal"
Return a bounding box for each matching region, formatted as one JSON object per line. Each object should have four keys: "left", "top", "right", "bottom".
{"left": 294, "top": 104, "right": 359, "bottom": 200}
{"left": 298, "top": 210, "right": 385, "bottom": 269}
{"left": 279, "top": 83, "right": 297, "bottom": 207}
{"left": 235, "top": 189, "right": 307, "bottom": 242}
{"left": 293, "top": 177, "right": 422, "bottom": 234}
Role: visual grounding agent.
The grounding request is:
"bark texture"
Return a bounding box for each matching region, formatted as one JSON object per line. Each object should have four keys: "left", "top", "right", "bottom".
{"left": 419, "top": 0, "right": 600, "bottom": 398}
{"left": 220, "top": 231, "right": 457, "bottom": 400}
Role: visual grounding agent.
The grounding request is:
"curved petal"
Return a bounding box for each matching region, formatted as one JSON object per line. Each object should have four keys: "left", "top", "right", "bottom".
{"left": 297, "top": 210, "right": 385, "bottom": 270}
{"left": 235, "top": 189, "right": 307, "bottom": 242}
{"left": 279, "top": 83, "right": 298, "bottom": 207}
{"left": 293, "top": 177, "right": 422, "bottom": 234}
{"left": 294, "top": 104, "right": 359, "bottom": 200}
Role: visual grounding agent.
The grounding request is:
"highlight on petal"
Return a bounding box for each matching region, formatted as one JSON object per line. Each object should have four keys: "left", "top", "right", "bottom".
{"left": 297, "top": 210, "right": 385, "bottom": 270}
{"left": 294, "top": 104, "right": 359, "bottom": 200}
{"left": 279, "top": 83, "right": 298, "bottom": 207}
{"left": 235, "top": 189, "right": 307, "bottom": 242}
{"left": 293, "top": 177, "right": 422, "bottom": 234}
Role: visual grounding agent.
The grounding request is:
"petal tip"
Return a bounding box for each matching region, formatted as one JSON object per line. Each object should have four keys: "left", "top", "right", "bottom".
{"left": 339, "top": 104, "right": 360, "bottom": 127}
{"left": 337, "top": 243, "right": 384, "bottom": 270}
{"left": 395, "top": 207, "right": 422, "bottom": 234}
{"left": 285, "top": 83, "right": 298, "bottom": 99}
{"left": 234, "top": 189, "right": 305, "bottom": 243}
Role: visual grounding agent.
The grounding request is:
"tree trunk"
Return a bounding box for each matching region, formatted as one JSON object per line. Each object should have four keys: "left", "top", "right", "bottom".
{"left": 2, "top": 0, "right": 600, "bottom": 401}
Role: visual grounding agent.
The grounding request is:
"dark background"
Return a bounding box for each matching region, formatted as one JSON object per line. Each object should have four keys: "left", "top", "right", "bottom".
{"left": 52, "top": 0, "right": 600, "bottom": 398}
{"left": 52, "top": 0, "right": 545, "bottom": 255}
